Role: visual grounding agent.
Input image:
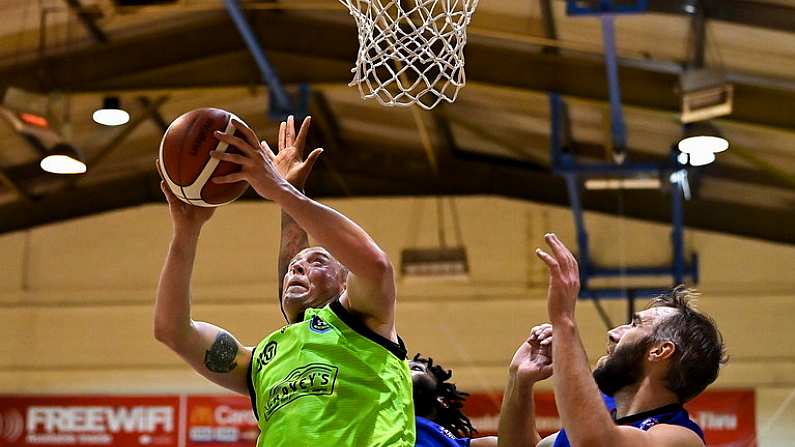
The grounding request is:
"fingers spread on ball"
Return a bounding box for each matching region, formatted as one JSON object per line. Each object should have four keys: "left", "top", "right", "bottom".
{"left": 259, "top": 139, "right": 275, "bottom": 160}
{"left": 230, "top": 120, "right": 262, "bottom": 151}
{"left": 212, "top": 173, "right": 245, "bottom": 184}
{"left": 214, "top": 130, "right": 257, "bottom": 157}
{"left": 210, "top": 150, "right": 251, "bottom": 166}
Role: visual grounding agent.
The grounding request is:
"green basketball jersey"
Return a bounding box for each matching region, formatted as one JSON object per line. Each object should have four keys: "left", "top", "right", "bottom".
{"left": 247, "top": 300, "right": 416, "bottom": 447}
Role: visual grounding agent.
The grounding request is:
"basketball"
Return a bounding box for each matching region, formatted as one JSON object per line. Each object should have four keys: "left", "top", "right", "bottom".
{"left": 157, "top": 108, "right": 250, "bottom": 207}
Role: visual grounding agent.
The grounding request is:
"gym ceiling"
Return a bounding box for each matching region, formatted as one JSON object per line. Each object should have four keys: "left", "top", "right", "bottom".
{"left": 0, "top": 0, "right": 793, "bottom": 244}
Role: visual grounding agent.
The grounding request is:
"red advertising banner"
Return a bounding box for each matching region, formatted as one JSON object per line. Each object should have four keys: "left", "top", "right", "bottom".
{"left": 462, "top": 391, "right": 560, "bottom": 438}
{"left": 462, "top": 390, "right": 756, "bottom": 446}
{"left": 0, "top": 390, "right": 754, "bottom": 446}
{"left": 686, "top": 390, "right": 756, "bottom": 447}
{"left": 0, "top": 396, "right": 179, "bottom": 447}
{"left": 186, "top": 396, "right": 258, "bottom": 447}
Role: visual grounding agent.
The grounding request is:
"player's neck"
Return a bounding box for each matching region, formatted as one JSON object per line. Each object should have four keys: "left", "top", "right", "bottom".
{"left": 613, "top": 377, "right": 680, "bottom": 419}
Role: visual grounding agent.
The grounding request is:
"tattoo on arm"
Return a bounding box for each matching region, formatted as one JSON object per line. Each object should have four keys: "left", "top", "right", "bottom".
{"left": 204, "top": 332, "right": 239, "bottom": 373}
{"left": 278, "top": 210, "right": 309, "bottom": 301}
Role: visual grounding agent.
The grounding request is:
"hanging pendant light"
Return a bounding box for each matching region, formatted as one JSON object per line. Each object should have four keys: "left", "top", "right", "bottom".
{"left": 40, "top": 143, "right": 86, "bottom": 174}
{"left": 677, "top": 122, "right": 729, "bottom": 167}
{"left": 92, "top": 96, "right": 129, "bottom": 126}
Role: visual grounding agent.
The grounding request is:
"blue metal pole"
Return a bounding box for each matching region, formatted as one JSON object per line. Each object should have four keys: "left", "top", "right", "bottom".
{"left": 550, "top": 92, "right": 590, "bottom": 288}
{"left": 564, "top": 173, "right": 591, "bottom": 287}
{"left": 671, "top": 179, "right": 686, "bottom": 285}
{"left": 601, "top": 15, "right": 627, "bottom": 162}
{"left": 549, "top": 93, "right": 564, "bottom": 169}
{"left": 224, "top": 0, "right": 292, "bottom": 112}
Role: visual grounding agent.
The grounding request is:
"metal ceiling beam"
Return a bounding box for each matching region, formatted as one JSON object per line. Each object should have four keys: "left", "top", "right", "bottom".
{"left": 0, "top": 168, "right": 32, "bottom": 203}
{"left": 7, "top": 129, "right": 786, "bottom": 197}
{"left": 1, "top": 137, "right": 793, "bottom": 245}
{"left": 646, "top": 0, "right": 795, "bottom": 34}
{"left": 224, "top": 0, "right": 291, "bottom": 112}
{"left": 441, "top": 112, "right": 550, "bottom": 166}
{"left": 138, "top": 96, "right": 169, "bottom": 133}
{"left": 1, "top": 11, "right": 793, "bottom": 131}
{"left": 307, "top": 91, "right": 352, "bottom": 196}
{"left": 64, "top": 0, "right": 108, "bottom": 44}
{"left": 539, "top": 0, "right": 559, "bottom": 54}
{"left": 686, "top": 1, "right": 707, "bottom": 69}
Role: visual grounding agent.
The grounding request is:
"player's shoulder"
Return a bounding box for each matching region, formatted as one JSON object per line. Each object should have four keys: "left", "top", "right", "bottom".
{"left": 415, "top": 417, "right": 470, "bottom": 447}
{"left": 646, "top": 423, "right": 705, "bottom": 447}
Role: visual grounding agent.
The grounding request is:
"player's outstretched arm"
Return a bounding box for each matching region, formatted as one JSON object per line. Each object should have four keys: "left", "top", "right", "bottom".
{"left": 471, "top": 437, "right": 498, "bottom": 447}
{"left": 536, "top": 234, "right": 702, "bottom": 447}
{"left": 212, "top": 122, "right": 396, "bottom": 340}
{"left": 498, "top": 324, "right": 554, "bottom": 447}
{"left": 272, "top": 116, "right": 323, "bottom": 305}
{"left": 153, "top": 170, "right": 251, "bottom": 395}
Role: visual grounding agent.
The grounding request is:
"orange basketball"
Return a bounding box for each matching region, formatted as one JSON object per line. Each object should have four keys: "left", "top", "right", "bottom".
{"left": 157, "top": 108, "right": 250, "bottom": 207}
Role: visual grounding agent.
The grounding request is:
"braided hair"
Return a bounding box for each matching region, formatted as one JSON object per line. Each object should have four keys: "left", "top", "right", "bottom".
{"left": 412, "top": 354, "right": 476, "bottom": 438}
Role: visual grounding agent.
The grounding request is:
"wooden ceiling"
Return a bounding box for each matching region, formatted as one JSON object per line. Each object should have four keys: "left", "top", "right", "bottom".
{"left": 0, "top": 0, "right": 793, "bottom": 243}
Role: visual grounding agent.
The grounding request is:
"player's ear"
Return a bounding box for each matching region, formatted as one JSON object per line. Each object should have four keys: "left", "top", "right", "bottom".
{"left": 649, "top": 341, "right": 676, "bottom": 362}
{"left": 337, "top": 264, "right": 351, "bottom": 285}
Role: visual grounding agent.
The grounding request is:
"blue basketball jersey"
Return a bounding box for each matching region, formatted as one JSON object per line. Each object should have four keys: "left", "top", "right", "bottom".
{"left": 415, "top": 416, "right": 470, "bottom": 447}
{"left": 552, "top": 399, "right": 704, "bottom": 447}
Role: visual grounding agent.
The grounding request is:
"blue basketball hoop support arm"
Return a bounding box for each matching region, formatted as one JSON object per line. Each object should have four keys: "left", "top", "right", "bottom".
{"left": 601, "top": 14, "right": 627, "bottom": 163}
{"left": 224, "top": 0, "right": 292, "bottom": 114}
{"left": 548, "top": 89, "right": 698, "bottom": 306}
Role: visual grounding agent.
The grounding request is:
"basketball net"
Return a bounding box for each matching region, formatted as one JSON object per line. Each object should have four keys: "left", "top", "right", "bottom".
{"left": 338, "top": 0, "right": 480, "bottom": 110}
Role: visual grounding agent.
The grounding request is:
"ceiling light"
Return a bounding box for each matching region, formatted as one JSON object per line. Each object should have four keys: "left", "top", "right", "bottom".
{"left": 400, "top": 247, "right": 469, "bottom": 279}
{"left": 92, "top": 96, "right": 129, "bottom": 126}
{"left": 19, "top": 112, "right": 49, "bottom": 128}
{"left": 40, "top": 143, "right": 86, "bottom": 174}
{"left": 678, "top": 122, "right": 729, "bottom": 157}
{"left": 677, "top": 152, "right": 689, "bottom": 165}
{"left": 678, "top": 136, "right": 729, "bottom": 154}
{"left": 585, "top": 177, "right": 661, "bottom": 190}
{"left": 687, "top": 150, "right": 716, "bottom": 167}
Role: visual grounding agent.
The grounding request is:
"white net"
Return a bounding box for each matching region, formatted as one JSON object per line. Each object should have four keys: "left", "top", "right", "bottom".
{"left": 338, "top": 0, "right": 480, "bottom": 110}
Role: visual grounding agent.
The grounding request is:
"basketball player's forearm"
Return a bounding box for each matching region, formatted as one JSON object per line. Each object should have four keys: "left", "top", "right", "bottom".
{"left": 154, "top": 230, "right": 201, "bottom": 343}
{"left": 278, "top": 210, "right": 309, "bottom": 300}
{"left": 498, "top": 373, "right": 542, "bottom": 447}
{"left": 273, "top": 185, "right": 391, "bottom": 281}
{"left": 552, "top": 320, "right": 617, "bottom": 446}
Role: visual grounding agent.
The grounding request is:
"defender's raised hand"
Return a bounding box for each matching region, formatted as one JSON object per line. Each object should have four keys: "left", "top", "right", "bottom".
{"left": 273, "top": 115, "right": 323, "bottom": 190}
{"left": 510, "top": 323, "right": 554, "bottom": 383}
{"left": 210, "top": 120, "right": 290, "bottom": 201}
{"left": 535, "top": 233, "right": 581, "bottom": 324}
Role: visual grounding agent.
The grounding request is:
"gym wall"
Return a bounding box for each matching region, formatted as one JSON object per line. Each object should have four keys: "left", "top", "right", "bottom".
{"left": 1, "top": 196, "right": 793, "bottom": 445}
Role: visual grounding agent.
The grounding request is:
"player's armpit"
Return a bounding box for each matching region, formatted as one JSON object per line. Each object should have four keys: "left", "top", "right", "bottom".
{"left": 161, "top": 320, "right": 253, "bottom": 396}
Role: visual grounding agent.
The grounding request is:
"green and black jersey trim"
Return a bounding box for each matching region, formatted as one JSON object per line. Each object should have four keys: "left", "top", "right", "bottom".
{"left": 329, "top": 300, "right": 407, "bottom": 360}
{"left": 246, "top": 303, "right": 407, "bottom": 421}
{"left": 247, "top": 340, "right": 264, "bottom": 421}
